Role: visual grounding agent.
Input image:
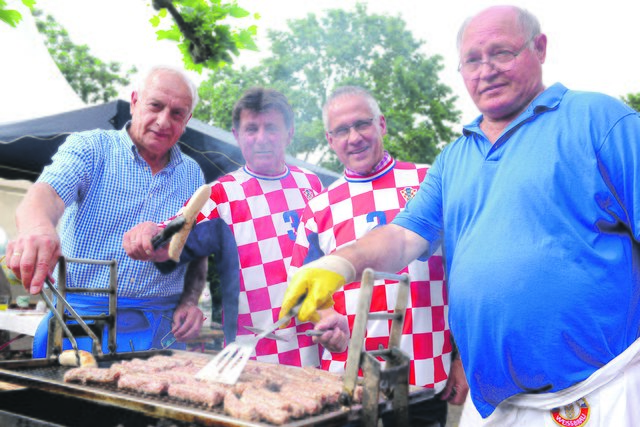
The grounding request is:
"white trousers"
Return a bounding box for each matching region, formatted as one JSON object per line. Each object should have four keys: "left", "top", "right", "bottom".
{"left": 460, "top": 338, "right": 640, "bottom": 427}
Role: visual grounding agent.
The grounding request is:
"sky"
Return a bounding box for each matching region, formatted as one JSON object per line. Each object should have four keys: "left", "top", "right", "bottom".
{"left": 10, "top": 0, "right": 640, "bottom": 127}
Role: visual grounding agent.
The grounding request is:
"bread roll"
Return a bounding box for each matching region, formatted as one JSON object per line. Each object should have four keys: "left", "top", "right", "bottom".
{"left": 58, "top": 349, "right": 98, "bottom": 368}
{"left": 168, "top": 184, "right": 211, "bottom": 262}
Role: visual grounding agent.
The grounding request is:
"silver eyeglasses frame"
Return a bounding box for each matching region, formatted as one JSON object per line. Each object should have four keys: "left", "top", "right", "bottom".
{"left": 458, "top": 35, "right": 537, "bottom": 78}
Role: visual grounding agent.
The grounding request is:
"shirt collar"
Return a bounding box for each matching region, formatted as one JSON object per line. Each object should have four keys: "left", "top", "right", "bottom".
{"left": 344, "top": 153, "right": 395, "bottom": 183}
{"left": 243, "top": 164, "right": 290, "bottom": 180}
{"left": 462, "top": 83, "right": 568, "bottom": 137}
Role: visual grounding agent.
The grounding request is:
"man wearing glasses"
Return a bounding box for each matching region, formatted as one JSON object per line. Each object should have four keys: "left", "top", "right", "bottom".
{"left": 281, "top": 5, "right": 640, "bottom": 426}
{"left": 287, "top": 86, "right": 468, "bottom": 427}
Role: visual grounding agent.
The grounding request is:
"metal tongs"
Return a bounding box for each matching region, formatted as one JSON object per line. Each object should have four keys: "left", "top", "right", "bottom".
{"left": 41, "top": 277, "right": 103, "bottom": 366}
{"left": 150, "top": 216, "right": 186, "bottom": 250}
{"left": 195, "top": 298, "right": 305, "bottom": 384}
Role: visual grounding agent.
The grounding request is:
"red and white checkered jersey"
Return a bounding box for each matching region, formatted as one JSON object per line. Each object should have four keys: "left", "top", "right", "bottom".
{"left": 290, "top": 159, "right": 452, "bottom": 390}
{"left": 195, "top": 165, "right": 323, "bottom": 367}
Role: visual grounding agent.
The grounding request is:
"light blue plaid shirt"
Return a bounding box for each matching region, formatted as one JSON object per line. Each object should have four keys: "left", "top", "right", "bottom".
{"left": 38, "top": 125, "right": 204, "bottom": 298}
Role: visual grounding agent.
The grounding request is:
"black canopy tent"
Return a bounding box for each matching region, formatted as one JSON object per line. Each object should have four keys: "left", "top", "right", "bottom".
{"left": 0, "top": 100, "right": 339, "bottom": 186}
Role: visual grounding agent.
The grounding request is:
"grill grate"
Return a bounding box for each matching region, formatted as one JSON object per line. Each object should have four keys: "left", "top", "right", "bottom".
{"left": 0, "top": 351, "right": 433, "bottom": 427}
{"left": 0, "top": 353, "right": 353, "bottom": 427}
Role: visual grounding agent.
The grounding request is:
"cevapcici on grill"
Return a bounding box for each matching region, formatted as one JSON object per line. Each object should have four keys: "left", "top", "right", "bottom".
{"left": 62, "top": 352, "right": 361, "bottom": 425}
{"left": 168, "top": 382, "right": 227, "bottom": 408}
{"left": 63, "top": 367, "right": 120, "bottom": 385}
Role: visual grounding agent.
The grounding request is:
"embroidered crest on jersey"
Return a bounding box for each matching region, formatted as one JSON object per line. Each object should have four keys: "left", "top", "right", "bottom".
{"left": 550, "top": 397, "right": 590, "bottom": 427}
{"left": 301, "top": 188, "right": 315, "bottom": 201}
{"left": 400, "top": 187, "right": 417, "bottom": 202}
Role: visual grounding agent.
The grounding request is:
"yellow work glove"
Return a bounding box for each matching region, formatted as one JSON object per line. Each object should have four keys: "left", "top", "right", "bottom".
{"left": 280, "top": 255, "right": 356, "bottom": 323}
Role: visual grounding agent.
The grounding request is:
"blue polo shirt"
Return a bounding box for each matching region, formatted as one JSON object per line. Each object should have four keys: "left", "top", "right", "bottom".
{"left": 393, "top": 83, "right": 640, "bottom": 416}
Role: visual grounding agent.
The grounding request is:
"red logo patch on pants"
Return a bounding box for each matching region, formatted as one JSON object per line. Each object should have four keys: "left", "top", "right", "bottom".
{"left": 551, "top": 397, "right": 590, "bottom": 426}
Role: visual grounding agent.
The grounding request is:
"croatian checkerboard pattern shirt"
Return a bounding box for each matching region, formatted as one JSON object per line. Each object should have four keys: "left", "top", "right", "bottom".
{"left": 290, "top": 159, "right": 452, "bottom": 390}
{"left": 193, "top": 166, "right": 323, "bottom": 367}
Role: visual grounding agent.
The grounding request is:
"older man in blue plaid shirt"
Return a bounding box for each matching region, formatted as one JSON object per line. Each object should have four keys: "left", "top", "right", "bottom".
{"left": 6, "top": 65, "right": 206, "bottom": 356}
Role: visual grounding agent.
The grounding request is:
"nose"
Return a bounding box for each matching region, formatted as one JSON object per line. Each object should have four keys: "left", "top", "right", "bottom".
{"left": 253, "top": 126, "right": 268, "bottom": 143}
{"left": 155, "top": 109, "right": 171, "bottom": 128}
{"left": 475, "top": 60, "right": 500, "bottom": 80}
{"left": 345, "top": 126, "right": 361, "bottom": 143}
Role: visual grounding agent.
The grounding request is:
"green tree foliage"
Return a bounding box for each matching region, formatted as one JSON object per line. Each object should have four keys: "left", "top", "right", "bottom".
{"left": 194, "top": 65, "right": 266, "bottom": 130}
{"left": 0, "top": 0, "right": 34, "bottom": 27}
{"left": 33, "top": 9, "right": 136, "bottom": 104}
{"left": 150, "top": 0, "right": 258, "bottom": 73}
{"left": 622, "top": 93, "right": 640, "bottom": 112}
{"left": 195, "top": 3, "right": 460, "bottom": 171}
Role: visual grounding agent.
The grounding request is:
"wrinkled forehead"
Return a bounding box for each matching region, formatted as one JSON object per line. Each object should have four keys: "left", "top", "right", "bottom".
{"left": 238, "top": 107, "right": 288, "bottom": 127}
{"left": 460, "top": 9, "right": 523, "bottom": 53}
{"left": 328, "top": 95, "right": 375, "bottom": 120}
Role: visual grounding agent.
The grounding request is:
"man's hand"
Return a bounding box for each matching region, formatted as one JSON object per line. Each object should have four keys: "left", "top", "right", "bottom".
{"left": 6, "top": 226, "right": 60, "bottom": 295}
{"left": 440, "top": 358, "right": 469, "bottom": 405}
{"left": 280, "top": 255, "right": 356, "bottom": 323}
{"left": 123, "top": 221, "right": 169, "bottom": 262}
{"left": 312, "top": 309, "right": 350, "bottom": 353}
{"left": 172, "top": 302, "right": 205, "bottom": 342}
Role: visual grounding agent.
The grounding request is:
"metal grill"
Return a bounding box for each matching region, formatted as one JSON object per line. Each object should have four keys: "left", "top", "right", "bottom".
{"left": 0, "top": 266, "right": 436, "bottom": 427}
{"left": 0, "top": 351, "right": 353, "bottom": 427}
{"left": 0, "top": 350, "right": 434, "bottom": 427}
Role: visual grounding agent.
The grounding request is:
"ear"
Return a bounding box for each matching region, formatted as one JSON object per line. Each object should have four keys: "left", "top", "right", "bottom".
{"left": 378, "top": 115, "right": 387, "bottom": 136}
{"left": 181, "top": 113, "right": 192, "bottom": 134}
{"left": 326, "top": 131, "right": 336, "bottom": 152}
{"left": 285, "top": 125, "right": 294, "bottom": 147}
{"left": 534, "top": 33, "right": 547, "bottom": 63}
{"left": 130, "top": 91, "right": 139, "bottom": 114}
{"left": 232, "top": 128, "right": 239, "bottom": 141}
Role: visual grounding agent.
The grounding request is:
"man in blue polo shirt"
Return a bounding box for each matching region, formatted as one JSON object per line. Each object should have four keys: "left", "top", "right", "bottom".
{"left": 279, "top": 5, "right": 640, "bottom": 426}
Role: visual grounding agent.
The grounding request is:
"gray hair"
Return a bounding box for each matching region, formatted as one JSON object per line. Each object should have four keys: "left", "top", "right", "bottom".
{"left": 456, "top": 6, "right": 541, "bottom": 51}
{"left": 136, "top": 65, "right": 199, "bottom": 113}
{"left": 322, "top": 86, "right": 382, "bottom": 131}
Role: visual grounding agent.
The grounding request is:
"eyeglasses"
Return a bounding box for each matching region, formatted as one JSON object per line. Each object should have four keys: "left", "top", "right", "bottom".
{"left": 328, "top": 118, "right": 375, "bottom": 140}
{"left": 458, "top": 36, "right": 536, "bottom": 78}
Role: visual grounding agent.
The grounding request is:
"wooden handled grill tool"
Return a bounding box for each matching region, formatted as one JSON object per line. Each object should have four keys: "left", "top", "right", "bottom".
{"left": 340, "top": 268, "right": 412, "bottom": 427}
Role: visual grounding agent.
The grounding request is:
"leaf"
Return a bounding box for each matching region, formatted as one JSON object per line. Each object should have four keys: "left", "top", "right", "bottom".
{"left": 236, "top": 30, "right": 258, "bottom": 51}
{"left": 0, "top": 9, "right": 22, "bottom": 27}
{"left": 229, "top": 5, "right": 250, "bottom": 18}
{"left": 156, "top": 28, "right": 182, "bottom": 42}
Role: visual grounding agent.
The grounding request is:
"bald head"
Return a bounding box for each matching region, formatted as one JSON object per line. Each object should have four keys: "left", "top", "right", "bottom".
{"left": 457, "top": 6, "right": 541, "bottom": 53}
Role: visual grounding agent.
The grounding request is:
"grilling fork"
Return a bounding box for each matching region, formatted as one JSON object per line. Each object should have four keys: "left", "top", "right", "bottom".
{"left": 195, "top": 299, "right": 304, "bottom": 384}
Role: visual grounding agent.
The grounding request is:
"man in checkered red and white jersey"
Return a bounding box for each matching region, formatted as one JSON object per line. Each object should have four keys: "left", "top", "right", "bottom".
{"left": 287, "top": 86, "right": 468, "bottom": 426}
{"left": 125, "top": 88, "right": 325, "bottom": 368}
